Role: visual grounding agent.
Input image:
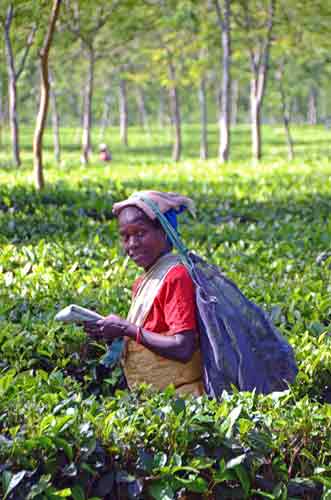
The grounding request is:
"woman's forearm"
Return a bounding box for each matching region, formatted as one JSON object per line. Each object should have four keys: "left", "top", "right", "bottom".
{"left": 84, "top": 317, "right": 197, "bottom": 363}
{"left": 125, "top": 325, "right": 197, "bottom": 363}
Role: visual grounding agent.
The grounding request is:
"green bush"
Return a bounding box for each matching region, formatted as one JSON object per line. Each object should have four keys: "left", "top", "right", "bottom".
{"left": 1, "top": 126, "right": 331, "bottom": 498}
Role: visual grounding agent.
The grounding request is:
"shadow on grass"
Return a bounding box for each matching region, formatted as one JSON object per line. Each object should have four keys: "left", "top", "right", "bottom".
{"left": 3, "top": 124, "right": 329, "bottom": 166}
{"left": 118, "top": 136, "right": 331, "bottom": 163}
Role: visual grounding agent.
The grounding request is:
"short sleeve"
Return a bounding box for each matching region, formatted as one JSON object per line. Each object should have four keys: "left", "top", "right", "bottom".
{"left": 146, "top": 264, "right": 197, "bottom": 335}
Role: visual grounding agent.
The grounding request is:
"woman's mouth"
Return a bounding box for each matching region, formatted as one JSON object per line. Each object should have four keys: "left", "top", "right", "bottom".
{"left": 130, "top": 253, "right": 145, "bottom": 264}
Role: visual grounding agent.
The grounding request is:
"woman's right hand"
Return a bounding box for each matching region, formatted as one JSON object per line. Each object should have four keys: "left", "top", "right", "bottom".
{"left": 83, "top": 320, "right": 103, "bottom": 340}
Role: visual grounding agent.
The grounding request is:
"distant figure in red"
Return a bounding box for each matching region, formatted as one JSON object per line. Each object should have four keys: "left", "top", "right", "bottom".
{"left": 99, "top": 144, "right": 112, "bottom": 162}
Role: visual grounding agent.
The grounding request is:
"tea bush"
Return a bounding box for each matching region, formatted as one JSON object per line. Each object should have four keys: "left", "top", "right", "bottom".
{"left": 1, "top": 126, "right": 331, "bottom": 498}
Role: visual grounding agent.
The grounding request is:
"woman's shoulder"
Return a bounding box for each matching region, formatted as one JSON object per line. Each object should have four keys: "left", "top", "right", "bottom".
{"left": 165, "top": 263, "right": 193, "bottom": 283}
{"left": 159, "top": 263, "right": 196, "bottom": 303}
{"left": 132, "top": 263, "right": 192, "bottom": 297}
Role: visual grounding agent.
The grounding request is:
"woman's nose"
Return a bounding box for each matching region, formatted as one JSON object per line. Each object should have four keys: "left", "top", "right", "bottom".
{"left": 127, "top": 235, "right": 139, "bottom": 249}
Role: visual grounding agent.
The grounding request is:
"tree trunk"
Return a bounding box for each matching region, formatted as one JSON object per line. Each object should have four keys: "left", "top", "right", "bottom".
{"left": 81, "top": 47, "right": 94, "bottom": 165}
{"left": 168, "top": 61, "right": 181, "bottom": 162}
{"left": 199, "top": 78, "right": 208, "bottom": 160}
{"left": 4, "top": 5, "right": 20, "bottom": 167}
{"left": 0, "top": 77, "right": 4, "bottom": 148}
{"left": 33, "top": 0, "right": 62, "bottom": 190}
{"left": 250, "top": 80, "right": 262, "bottom": 161}
{"left": 245, "top": 0, "right": 275, "bottom": 161}
{"left": 119, "top": 79, "right": 128, "bottom": 146}
{"left": 99, "top": 93, "right": 112, "bottom": 141}
{"left": 307, "top": 87, "right": 317, "bottom": 125}
{"left": 283, "top": 106, "right": 294, "bottom": 161}
{"left": 277, "top": 65, "right": 294, "bottom": 160}
{"left": 214, "top": 0, "right": 231, "bottom": 163}
{"left": 49, "top": 71, "right": 61, "bottom": 163}
{"left": 158, "top": 89, "right": 167, "bottom": 127}
{"left": 136, "top": 87, "right": 149, "bottom": 131}
{"left": 292, "top": 96, "right": 301, "bottom": 124}
{"left": 231, "top": 79, "right": 239, "bottom": 126}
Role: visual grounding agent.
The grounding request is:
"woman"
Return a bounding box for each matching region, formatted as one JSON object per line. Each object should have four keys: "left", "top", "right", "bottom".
{"left": 98, "top": 143, "right": 112, "bottom": 162}
{"left": 84, "top": 191, "right": 204, "bottom": 396}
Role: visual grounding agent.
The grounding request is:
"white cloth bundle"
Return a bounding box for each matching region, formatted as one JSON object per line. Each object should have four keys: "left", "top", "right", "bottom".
{"left": 55, "top": 304, "right": 104, "bottom": 323}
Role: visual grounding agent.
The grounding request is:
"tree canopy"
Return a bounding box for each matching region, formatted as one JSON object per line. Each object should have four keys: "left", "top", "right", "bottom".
{"left": 0, "top": 0, "right": 330, "bottom": 182}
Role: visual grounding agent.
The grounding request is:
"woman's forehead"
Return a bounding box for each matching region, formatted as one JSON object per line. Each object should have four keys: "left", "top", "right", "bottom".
{"left": 118, "top": 206, "right": 151, "bottom": 226}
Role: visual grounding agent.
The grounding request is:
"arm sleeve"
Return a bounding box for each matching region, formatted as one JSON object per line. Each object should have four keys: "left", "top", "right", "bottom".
{"left": 160, "top": 265, "right": 197, "bottom": 335}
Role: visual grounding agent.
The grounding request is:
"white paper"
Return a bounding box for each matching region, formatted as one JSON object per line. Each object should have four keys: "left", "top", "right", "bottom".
{"left": 55, "top": 304, "right": 104, "bottom": 323}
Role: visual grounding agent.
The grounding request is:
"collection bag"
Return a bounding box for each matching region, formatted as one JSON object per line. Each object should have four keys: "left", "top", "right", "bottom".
{"left": 141, "top": 196, "right": 298, "bottom": 397}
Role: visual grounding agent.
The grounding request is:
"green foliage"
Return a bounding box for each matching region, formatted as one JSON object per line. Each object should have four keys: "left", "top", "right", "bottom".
{"left": 1, "top": 125, "right": 331, "bottom": 497}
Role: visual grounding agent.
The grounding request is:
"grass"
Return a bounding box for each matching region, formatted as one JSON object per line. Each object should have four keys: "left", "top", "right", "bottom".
{"left": 1, "top": 123, "right": 331, "bottom": 177}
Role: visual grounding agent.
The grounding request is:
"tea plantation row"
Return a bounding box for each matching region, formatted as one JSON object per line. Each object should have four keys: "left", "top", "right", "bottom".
{"left": 1, "top": 158, "right": 331, "bottom": 499}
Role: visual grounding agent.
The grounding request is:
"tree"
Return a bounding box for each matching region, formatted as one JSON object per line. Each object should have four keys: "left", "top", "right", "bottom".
{"left": 49, "top": 69, "right": 61, "bottom": 163}
{"left": 119, "top": 75, "right": 128, "bottom": 146}
{"left": 1, "top": 2, "right": 36, "bottom": 166}
{"left": 167, "top": 53, "right": 182, "bottom": 161}
{"left": 198, "top": 76, "right": 208, "bottom": 160}
{"left": 62, "top": 0, "right": 151, "bottom": 162}
{"left": 275, "top": 60, "right": 294, "bottom": 160}
{"left": 61, "top": 1, "right": 111, "bottom": 165}
{"left": 135, "top": 84, "right": 149, "bottom": 132}
{"left": 33, "top": 0, "right": 62, "bottom": 190}
{"left": 213, "top": 0, "right": 232, "bottom": 163}
{"left": 235, "top": 0, "right": 276, "bottom": 161}
{"left": 139, "top": 0, "right": 203, "bottom": 161}
{"left": 99, "top": 90, "right": 113, "bottom": 141}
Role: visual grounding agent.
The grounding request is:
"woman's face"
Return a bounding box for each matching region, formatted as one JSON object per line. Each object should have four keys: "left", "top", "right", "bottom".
{"left": 118, "top": 206, "right": 169, "bottom": 270}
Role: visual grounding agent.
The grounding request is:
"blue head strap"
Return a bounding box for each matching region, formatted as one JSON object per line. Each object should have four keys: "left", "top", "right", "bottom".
{"left": 163, "top": 206, "right": 186, "bottom": 233}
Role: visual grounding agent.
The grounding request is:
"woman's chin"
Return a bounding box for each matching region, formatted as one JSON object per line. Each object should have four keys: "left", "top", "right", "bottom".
{"left": 130, "top": 254, "right": 148, "bottom": 268}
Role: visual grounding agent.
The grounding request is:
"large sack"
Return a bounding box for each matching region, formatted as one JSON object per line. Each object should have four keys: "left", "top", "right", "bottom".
{"left": 190, "top": 252, "right": 297, "bottom": 397}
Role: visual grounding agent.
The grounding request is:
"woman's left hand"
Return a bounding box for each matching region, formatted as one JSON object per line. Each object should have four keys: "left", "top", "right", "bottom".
{"left": 83, "top": 314, "right": 135, "bottom": 342}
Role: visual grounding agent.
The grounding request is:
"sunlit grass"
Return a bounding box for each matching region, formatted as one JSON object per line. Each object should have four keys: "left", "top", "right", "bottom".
{"left": 1, "top": 123, "right": 331, "bottom": 186}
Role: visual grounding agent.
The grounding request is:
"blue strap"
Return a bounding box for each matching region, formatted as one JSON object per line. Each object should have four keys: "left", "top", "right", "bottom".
{"left": 138, "top": 196, "right": 193, "bottom": 273}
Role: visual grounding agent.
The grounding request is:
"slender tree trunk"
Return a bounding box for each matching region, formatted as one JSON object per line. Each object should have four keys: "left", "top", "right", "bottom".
{"left": 99, "top": 93, "right": 112, "bottom": 141}
{"left": 0, "top": 77, "right": 4, "bottom": 148}
{"left": 277, "top": 65, "right": 294, "bottom": 160}
{"left": 158, "top": 88, "right": 166, "bottom": 127}
{"left": 320, "top": 89, "right": 327, "bottom": 124}
{"left": 136, "top": 87, "right": 149, "bottom": 131}
{"left": 214, "top": 0, "right": 231, "bottom": 163}
{"left": 81, "top": 47, "right": 94, "bottom": 165}
{"left": 231, "top": 79, "right": 239, "bottom": 126}
{"left": 307, "top": 87, "right": 317, "bottom": 125}
{"left": 75, "top": 89, "right": 84, "bottom": 143}
{"left": 119, "top": 78, "right": 128, "bottom": 146}
{"left": 72, "top": 91, "right": 81, "bottom": 125}
{"left": 33, "top": 0, "right": 62, "bottom": 190}
{"left": 247, "top": 0, "right": 275, "bottom": 161}
{"left": 250, "top": 80, "right": 262, "bottom": 161}
{"left": 219, "top": 0, "right": 231, "bottom": 162}
{"left": 168, "top": 61, "right": 181, "bottom": 162}
{"left": 199, "top": 78, "right": 208, "bottom": 160}
{"left": 282, "top": 105, "right": 294, "bottom": 160}
{"left": 49, "top": 71, "right": 61, "bottom": 163}
{"left": 4, "top": 5, "right": 20, "bottom": 167}
{"left": 292, "top": 96, "right": 300, "bottom": 124}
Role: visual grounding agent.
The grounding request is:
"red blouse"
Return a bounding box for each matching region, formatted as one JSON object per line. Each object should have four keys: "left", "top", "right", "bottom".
{"left": 132, "top": 264, "right": 197, "bottom": 335}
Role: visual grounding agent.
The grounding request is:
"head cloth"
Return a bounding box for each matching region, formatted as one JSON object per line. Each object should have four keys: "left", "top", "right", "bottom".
{"left": 112, "top": 190, "right": 195, "bottom": 232}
